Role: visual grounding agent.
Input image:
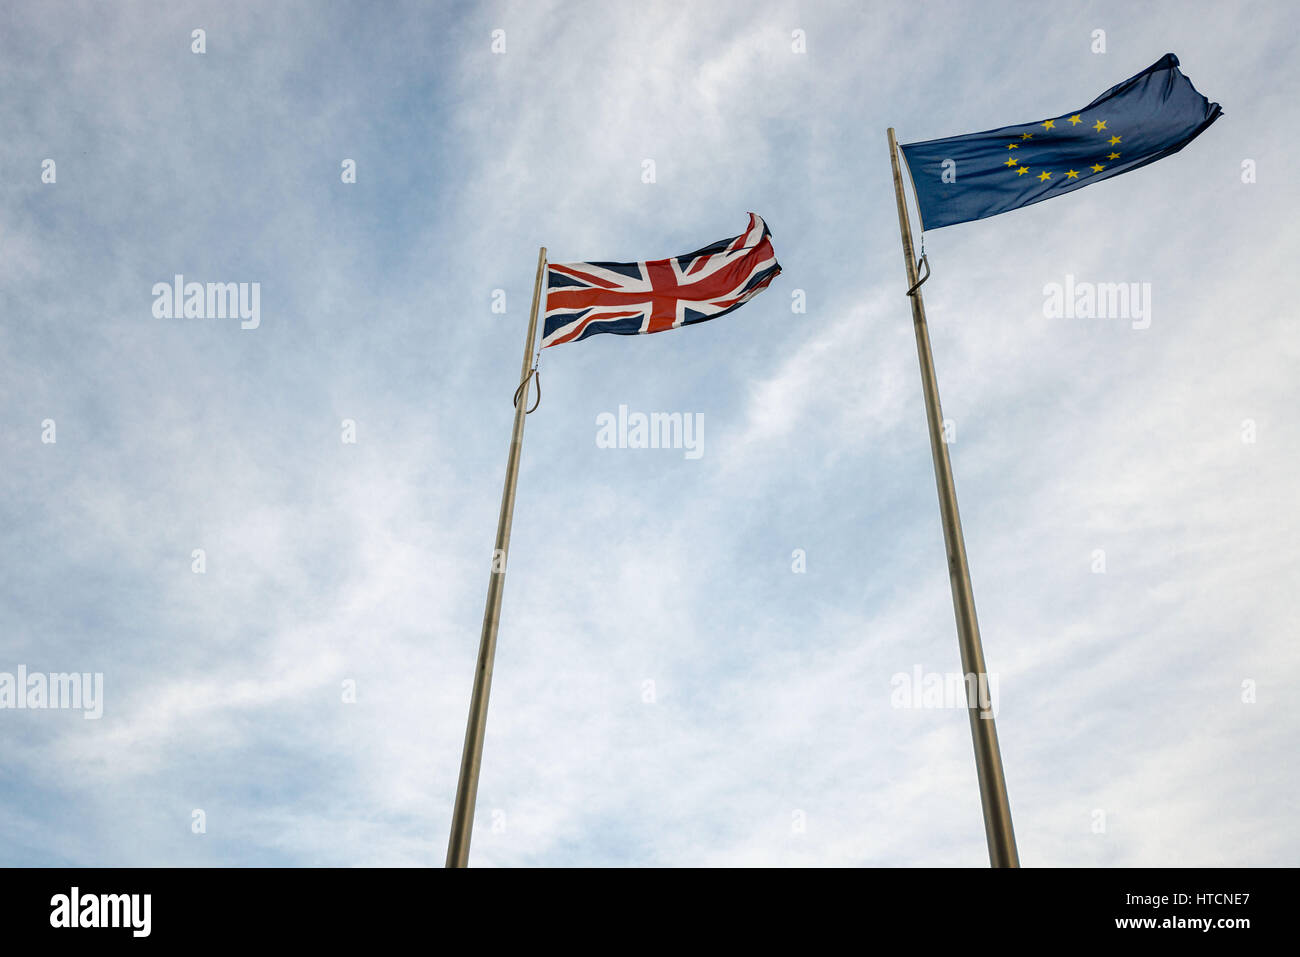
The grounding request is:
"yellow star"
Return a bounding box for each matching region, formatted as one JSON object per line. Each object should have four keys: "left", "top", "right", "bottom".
{"left": 1008, "top": 142, "right": 1019, "bottom": 149}
{"left": 1005, "top": 157, "right": 1019, "bottom": 167}
{"left": 1093, "top": 120, "right": 1107, "bottom": 131}
{"left": 1016, "top": 166, "right": 1029, "bottom": 175}
{"left": 1108, "top": 152, "right": 1120, "bottom": 160}
{"left": 1042, "top": 119, "right": 1056, "bottom": 130}
{"left": 1066, "top": 169, "right": 1079, "bottom": 179}
{"left": 1091, "top": 163, "right": 1105, "bottom": 172}
{"left": 1038, "top": 170, "right": 1051, "bottom": 181}
{"left": 1068, "top": 114, "right": 1083, "bottom": 125}
{"left": 1108, "top": 135, "right": 1121, "bottom": 145}
{"left": 1021, "top": 132, "right": 1033, "bottom": 140}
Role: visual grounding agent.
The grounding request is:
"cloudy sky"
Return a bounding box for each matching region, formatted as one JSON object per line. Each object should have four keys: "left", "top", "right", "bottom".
{"left": 2, "top": 0, "right": 1296, "bottom": 867}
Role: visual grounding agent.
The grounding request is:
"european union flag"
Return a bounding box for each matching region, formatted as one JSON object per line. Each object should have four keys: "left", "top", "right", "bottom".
{"left": 900, "top": 54, "right": 1222, "bottom": 230}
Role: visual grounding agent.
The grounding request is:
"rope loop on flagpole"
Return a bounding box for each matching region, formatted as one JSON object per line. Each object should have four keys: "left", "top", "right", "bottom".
{"left": 512, "top": 368, "right": 541, "bottom": 414}
{"left": 907, "top": 251, "right": 930, "bottom": 297}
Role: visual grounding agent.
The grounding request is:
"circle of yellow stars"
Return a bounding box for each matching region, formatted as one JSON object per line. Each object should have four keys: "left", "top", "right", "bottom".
{"left": 1002, "top": 113, "right": 1121, "bottom": 183}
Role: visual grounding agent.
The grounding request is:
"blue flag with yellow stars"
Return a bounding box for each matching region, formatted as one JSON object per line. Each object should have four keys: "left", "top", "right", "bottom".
{"left": 900, "top": 54, "right": 1222, "bottom": 230}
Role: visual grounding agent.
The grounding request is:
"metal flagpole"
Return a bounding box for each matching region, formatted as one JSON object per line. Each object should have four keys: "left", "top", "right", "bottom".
{"left": 446, "top": 246, "right": 548, "bottom": 868}
{"left": 887, "top": 129, "right": 1019, "bottom": 868}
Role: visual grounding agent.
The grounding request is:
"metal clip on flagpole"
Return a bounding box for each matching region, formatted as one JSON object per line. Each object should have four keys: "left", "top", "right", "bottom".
{"left": 887, "top": 128, "right": 1019, "bottom": 868}
{"left": 446, "top": 246, "right": 548, "bottom": 868}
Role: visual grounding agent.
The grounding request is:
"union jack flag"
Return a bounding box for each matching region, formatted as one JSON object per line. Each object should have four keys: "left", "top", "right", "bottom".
{"left": 541, "top": 213, "right": 781, "bottom": 349}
